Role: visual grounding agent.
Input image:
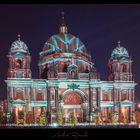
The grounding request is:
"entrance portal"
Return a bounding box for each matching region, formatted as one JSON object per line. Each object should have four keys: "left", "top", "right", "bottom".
{"left": 63, "top": 91, "right": 84, "bottom": 123}
{"left": 15, "top": 106, "right": 24, "bottom": 124}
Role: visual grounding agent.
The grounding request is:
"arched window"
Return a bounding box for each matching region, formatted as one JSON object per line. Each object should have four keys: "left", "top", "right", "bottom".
{"left": 51, "top": 94, "right": 54, "bottom": 100}
{"left": 121, "top": 64, "right": 127, "bottom": 72}
{"left": 15, "top": 59, "right": 22, "bottom": 69}
{"left": 63, "top": 64, "right": 67, "bottom": 72}
{"left": 121, "top": 93, "right": 128, "bottom": 101}
{"left": 70, "top": 70, "right": 77, "bottom": 79}
{"left": 16, "top": 92, "right": 24, "bottom": 100}
{"left": 49, "top": 69, "right": 57, "bottom": 78}
{"left": 36, "top": 93, "right": 43, "bottom": 101}
{"left": 102, "top": 93, "right": 109, "bottom": 101}
{"left": 85, "top": 66, "right": 89, "bottom": 73}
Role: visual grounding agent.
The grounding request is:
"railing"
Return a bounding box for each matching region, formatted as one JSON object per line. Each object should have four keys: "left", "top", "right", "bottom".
{"left": 57, "top": 72, "right": 90, "bottom": 80}
{"left": 58, "top": 72, "right": 67, "bottom": 79}
{"left": 114, "top": 73, "right": 134, "bottom": 81}
{"left": 78, "top": 73, "right": 89, "bottom": 80}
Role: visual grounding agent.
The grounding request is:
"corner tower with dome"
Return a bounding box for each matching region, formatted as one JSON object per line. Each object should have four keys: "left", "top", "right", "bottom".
{"left": 5, "top": 13, "right": 137, "bottom": 126}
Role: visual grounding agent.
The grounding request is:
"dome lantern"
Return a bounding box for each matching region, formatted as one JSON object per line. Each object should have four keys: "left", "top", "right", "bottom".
{"left": 59, "top": 11, "right": 68, "bottom": 33}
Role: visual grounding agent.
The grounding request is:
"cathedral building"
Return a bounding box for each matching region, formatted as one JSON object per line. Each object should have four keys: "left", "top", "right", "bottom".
{"left": 5, "top": 13, "right": 137, "bottom": 125}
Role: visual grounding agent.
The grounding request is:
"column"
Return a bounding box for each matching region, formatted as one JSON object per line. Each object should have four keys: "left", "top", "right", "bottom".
{"left": 7, "top": 86, "right": 11, "bottom": 123}
{"left": 118, "top": 89, "right": 121, "bottom": 118}
{"left": 11, "top": 87, "right": 13, "bottom": 100}
{"left": 44, "top": 88, "right": 47, "bottom": 117}
{"left": 129, "top": 89, "right": 132, "bottom": 122}
{"left": 33, "top": 88, "right": 36, "bottom": 101}
{"left": 132, "top": 89, "right": 135, "bottom": 122}
{"left": 60, "top": 100, "right": 64, "bottom": 113}
{"left": 47, "top": 86, "right": 50, "bottom": 112}
{"left": 118, "top": 62, "right": 120, "bottom": 80}
{"left": 33, "top": 88, "right": 36, "bottom": 124}
{"left": 128, "top": 89, "right": 131, "bottom": 101}
{"left": 83, "top": 102, "right": 87, "bottom": 122}
{"left": 55, "top": 86, "right": 58, "bottom": 112}
{"left": 114, "top": 88, "right": 118, "bottom": 120}
{"left": 26, "top": 56, "right": 28, "bottom": 69}
{"left": 89, "top": 87, "right": 93, "bottom": 122}
{"left": 24, "top": 106, "right": 26, "bottom": 125}
{"left": 47, "top": 86, "right": 51, "bottom": 124}
{"left": 29, "top": 87, "right": 31, "bottom": 111}
{"left": 13, "top": 87, "right": 15, "bottom": 100}
{"left": 97, "top": 88, "right": 101, "bottom": 113}
{"left": 24, "top": 88, "right": 26, "bottom": 101}
{"left": 10, "top": 56, "right": 12, "bottom": 78}
{"left": 34, "top": 107, "right": 36, "bottom": 124}
{"left": 127, "top": 63, "right": 129, "bottom": 73}
{"left": 44, "top": 88, "right": 47, "bottom": 101}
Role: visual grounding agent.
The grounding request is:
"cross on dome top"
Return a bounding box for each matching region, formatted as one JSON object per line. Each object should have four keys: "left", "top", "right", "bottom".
{"left": 118, "top": 40, "right": 121, "bottom": 47}
{"left": 18, "top": 33, "right": 21, "bottom": 41}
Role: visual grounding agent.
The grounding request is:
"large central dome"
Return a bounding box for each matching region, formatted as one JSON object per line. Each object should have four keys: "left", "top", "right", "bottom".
{"left": 39, "top": 12, "right": 92, "bottom": 66}
{"left": 38, "top": 12, "right": 97, "bottom": 79}
{"left": 40, "top": 32, "right": 90, "bottom": 57}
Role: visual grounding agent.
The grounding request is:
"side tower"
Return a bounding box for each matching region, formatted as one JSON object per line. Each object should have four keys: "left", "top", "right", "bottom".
{"left": 108, "top": 41, "right": 137, "bottom": 122}
{"left": 6, "top": 34, "right": 32, "bottom": 124}
{"left": 7, "top": 34, "right": 31, "bottom": 78}
{"left": 108, "top": 41, "right": 133, "bottom": 81}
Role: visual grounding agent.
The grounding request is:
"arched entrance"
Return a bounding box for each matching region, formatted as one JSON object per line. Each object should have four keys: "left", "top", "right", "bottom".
{"left": 12, "top": 99, "right": 26, "bottom": 124}
{"left": 61, "top": 90, "right": 87, "bottom": 123}
{"left": 15, "top": 106, "right": 24, "bottom": 124}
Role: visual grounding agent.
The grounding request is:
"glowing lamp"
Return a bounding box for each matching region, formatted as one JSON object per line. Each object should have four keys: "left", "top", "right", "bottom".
{"left": 19, "top": 107, "right": 22, "bottom": 111}
{"left": 53, "top": 123, "right": 58, "bottom": 127}
{"left": 38, "top": 108, "right": 41, "bottom": 112}
{"left": 138, "top": 104, "right": 140, "bottom": 108}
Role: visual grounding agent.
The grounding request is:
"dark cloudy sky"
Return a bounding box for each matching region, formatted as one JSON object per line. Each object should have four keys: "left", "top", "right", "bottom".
{"left": 0, "top": 4, "right": 140, "bottom": 101}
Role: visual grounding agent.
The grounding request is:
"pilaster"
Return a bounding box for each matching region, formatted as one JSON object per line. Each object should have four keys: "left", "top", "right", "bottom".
{"left": 55, "top": 86, "right": 58, "bottom": 112}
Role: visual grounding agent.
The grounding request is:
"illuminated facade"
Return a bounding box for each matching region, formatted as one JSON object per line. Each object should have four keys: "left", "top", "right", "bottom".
{"left": 5, "top": 13, "right": 137, "bottom": 125}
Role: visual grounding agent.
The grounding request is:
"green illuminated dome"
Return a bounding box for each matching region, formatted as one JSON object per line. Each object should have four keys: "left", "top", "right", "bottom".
{"left": 39, "top": 12, "right": 91, "bottom": 61}
{"left": 41, "top": 33, "right": 91, "bottom": 58}
{"left": 111, "top": 41, "right": 129, "bottom": 59}
{"left": 10, "top": 34, "right": 29, "bottom": 54}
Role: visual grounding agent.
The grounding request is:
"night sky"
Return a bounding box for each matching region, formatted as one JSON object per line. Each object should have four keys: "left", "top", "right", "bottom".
{"left": 0, "top": 4, "right": 140, "bottom": 101}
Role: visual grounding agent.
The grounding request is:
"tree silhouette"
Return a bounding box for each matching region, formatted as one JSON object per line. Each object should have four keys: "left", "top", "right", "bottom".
{"left": 135, "top": 111, "right": 140, "bottom": 124}
{"left": 9, "top": 111, "right": 16, "bottom": 124}
{"left": 57, "top": 111, "right": 63, "bottom": 126}
{"left": 0, "top": 107, "right": 5, "bottom": 124}
{"left": 72, "top": 114, "right": 78, "bottom": 126}
{"left": 110, "top": 113, "right": 117, "bottom": 123}
{"left": 39, "top": 112, "right": 46, "bottom": 125}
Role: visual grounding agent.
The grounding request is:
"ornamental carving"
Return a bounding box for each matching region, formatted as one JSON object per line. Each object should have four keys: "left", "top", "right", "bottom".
{"left": 68, "top": 83, "right": 79, "bottom": 90}
{"left": 63, "top": 92, "right": 83, "bottom": 105}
